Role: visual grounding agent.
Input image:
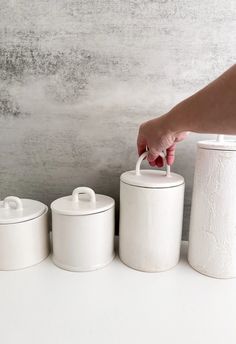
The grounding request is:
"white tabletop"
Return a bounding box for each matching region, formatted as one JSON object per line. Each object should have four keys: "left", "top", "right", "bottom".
{"left": 0, "top": 239, "right": 236, "bottom": 344}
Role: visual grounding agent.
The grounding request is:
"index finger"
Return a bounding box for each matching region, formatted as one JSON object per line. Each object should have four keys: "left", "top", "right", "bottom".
{"left": 137, "top": 133, "right": 147, "bottom": 156}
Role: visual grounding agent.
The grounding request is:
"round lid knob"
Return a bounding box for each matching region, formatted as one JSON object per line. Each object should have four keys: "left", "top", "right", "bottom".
{"left": 51, "top": 187, "right": 114, "bottom": 215}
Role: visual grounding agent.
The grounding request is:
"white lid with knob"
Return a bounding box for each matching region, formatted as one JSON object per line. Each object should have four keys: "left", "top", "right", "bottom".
{"left": 0, "top": 196, "right": 47, "bottom": 224}
{"left": 198, "top": 135, "right": 236, "bottom": 151}
{"left": 121, "top": 152, "right": 184, "bottom": 188}
{"left": 51, "top": 187, "right": 115, "bottom": 216}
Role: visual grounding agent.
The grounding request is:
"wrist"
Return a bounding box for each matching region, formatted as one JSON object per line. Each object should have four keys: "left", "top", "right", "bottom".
{"left": 166, "top": 100, "right": 194, "bottom": 133}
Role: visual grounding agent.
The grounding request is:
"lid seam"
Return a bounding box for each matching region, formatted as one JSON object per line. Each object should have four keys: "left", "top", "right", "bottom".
{"left": 120, "top": 180, "right": 185, "bottom": 189}
{"left": 0, "top": 208, "right": 48, "bottom": 225}
{"left": 51, "top": 205, "right": 114, "bottom": 216}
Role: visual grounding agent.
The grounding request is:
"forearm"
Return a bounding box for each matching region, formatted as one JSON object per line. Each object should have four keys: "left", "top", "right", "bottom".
{"left": 168, "top": 64, "right": 236, "bottom": 134}
{"left": 137, "top": 64, "right": 236, "bottom": 165}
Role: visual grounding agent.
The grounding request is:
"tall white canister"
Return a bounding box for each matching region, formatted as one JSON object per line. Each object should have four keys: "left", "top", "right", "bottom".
{"left": 51, "top": 187, "right": 115, "bottom": 272}
{"left": 188, "top": 138, "right": 236, "bottom": 278}
{"left": 119, "top": 152, "right": 185, "bottom": 272}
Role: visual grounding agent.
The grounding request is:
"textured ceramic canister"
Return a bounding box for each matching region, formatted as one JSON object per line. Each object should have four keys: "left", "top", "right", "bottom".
{"left": 119, "top": 152, "right": 185, "bottom": 272}
{"left": 51, "top": 187, "right": 115, "bottom": 272}
{"left": 0, "top": 196, "right": 49, "bottom": 270}
{"left": 188, "top": 139, "right": 236, "bottom": 278}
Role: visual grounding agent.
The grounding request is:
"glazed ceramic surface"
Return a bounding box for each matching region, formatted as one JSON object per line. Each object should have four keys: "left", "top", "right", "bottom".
{"left": 119, "top": 152, "right": 185, "bottom": 272}
{"left": 0, "top": 196, "right": 49, "bottom": 270}
{"left": 51, "top": 187, "right": 115, "bottom": 271}
{"left": 188, "top": 140, "right": 236, "bottom": 278}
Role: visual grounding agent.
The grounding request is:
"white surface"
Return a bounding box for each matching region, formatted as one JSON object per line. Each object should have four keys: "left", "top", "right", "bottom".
{"left": 189, "top": 146, "right": 236, "bottom": 278}
{"left": 1, "top": 239, "right": 236, "bottom": 344}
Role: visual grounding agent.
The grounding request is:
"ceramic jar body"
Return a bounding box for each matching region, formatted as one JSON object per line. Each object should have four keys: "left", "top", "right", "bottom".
{"left": 0, "top": 209, "right": 49, "bottom": 270}
{"left": 188, "top": 145, "right": 236, "bottom": 278}
{"left": 52, "top": 208, "right": 115, "bottom": 271}
{"left": 119, "top": 182, "right": 185, "bottom": 272}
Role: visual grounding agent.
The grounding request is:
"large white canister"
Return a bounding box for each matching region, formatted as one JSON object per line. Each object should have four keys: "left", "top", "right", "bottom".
{"left": 188, "top": 139, "right": 236, "bottom": 278}
{"left": 0, "top": 196, "right": 49, "bottom": 270}
{"left": 119, "top": 152, "right": 185, "bottom": 272}
{"left": 51, "top": 187, "right": 115, "bottom": 272}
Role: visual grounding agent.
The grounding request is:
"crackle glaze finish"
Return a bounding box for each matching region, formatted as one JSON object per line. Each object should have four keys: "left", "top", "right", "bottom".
{"left": 188, "top": 145, "right": 236, "bottom": 278}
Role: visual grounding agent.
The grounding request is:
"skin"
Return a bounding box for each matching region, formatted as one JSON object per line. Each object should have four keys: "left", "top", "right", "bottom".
{"left": 137, "top": 64, "right": 236, "bottom": 166}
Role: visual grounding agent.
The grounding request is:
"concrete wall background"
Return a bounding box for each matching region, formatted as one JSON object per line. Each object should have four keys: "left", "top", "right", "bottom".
{"left": 0, "top": 0, "right": 235, "bottom": 238}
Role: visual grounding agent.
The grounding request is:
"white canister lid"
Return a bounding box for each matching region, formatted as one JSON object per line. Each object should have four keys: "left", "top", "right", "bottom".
{"left": 121, "top": 152, "right": 184, "bottom": 188}
{"left": 198, "top": 139, "right": 236, "bottom": 151}
{"left": 51, "top": 187, "right": 115, "bottom": 216}
{"left": 0, "top": 196, "right": 47, "bottom": 224}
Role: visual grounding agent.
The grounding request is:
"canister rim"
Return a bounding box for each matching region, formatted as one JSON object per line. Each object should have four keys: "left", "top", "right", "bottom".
{"left": 198, "top": 140, "right": 236, "bottom": 151}
{"left": 120, "top": 170, "right": 184, "bottom": 188}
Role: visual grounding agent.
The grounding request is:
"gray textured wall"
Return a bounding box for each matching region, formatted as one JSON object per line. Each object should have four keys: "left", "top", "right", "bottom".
{"left": 0, "top": 0, "right": 235, "bottom": 238}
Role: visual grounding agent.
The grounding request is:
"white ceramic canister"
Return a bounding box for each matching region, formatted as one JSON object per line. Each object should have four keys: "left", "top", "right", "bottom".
{"left": 0, "top": 196, "right": 49, "bottom": 270}
{"left": 119, "top": 152, "right": 185, "bottom": 272}
{"left": 51, "top": 187, "right": 115, "bottom": 272}
{"left": 188, "top": 138, "right": 236, "bottom": 278}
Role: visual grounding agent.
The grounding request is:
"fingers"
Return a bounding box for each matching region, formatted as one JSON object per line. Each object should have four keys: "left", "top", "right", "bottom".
{"left": 148, "top": 155, "right": 163, "bottom": 168}
{"left": 149, "top": 145, "right": 176, "bottom": 167}
{"left": 149, "top": 160, "right": 156, "bottom": 167}
{"left": 137, "top": 134, "right": 176, "bottom": 166}
{"left": 150, "top": 156, "right": 164, "bottom": 168}
{"left": 137, "top": 133, "right": 162, "bottom": 166}
{"left": 147, "top": 148, "right": 160, "bottom": 163}
{"left": 166, "top": 144, "right": 176, "bottom": 165}
{"left": 155, "top": 155, "right": 164, "bottom": 167}
{"left": 137, "top": 122, "right": 178, "bottom": 166}
{"left": 137, "top": 134, "right": 147, "bottom": 156}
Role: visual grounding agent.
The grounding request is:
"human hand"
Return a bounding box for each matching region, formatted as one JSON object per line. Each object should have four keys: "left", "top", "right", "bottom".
{"left": 137, "top": 114, "right": 188, "bottom": 167}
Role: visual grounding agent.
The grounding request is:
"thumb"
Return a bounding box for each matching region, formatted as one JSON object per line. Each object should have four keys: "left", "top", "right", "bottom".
{"left": 166, "top": 144, "right": 176, "bottom": 165}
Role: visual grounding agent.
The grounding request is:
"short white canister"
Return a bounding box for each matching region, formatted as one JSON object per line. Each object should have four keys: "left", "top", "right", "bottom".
{"left": 51, "top": 187, "right": 115, "bottom": 272}
{"left": 188, "top": 139, "right": 236, "bottom": 278}
{"left": 0, "top": 196, "right": 49, "bottom": 270}
{"left": 119, "top": 152, "right": 185, "bottom": 272}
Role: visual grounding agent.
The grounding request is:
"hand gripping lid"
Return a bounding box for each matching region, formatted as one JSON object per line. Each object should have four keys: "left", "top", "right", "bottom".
{"left": 0, "top": 196, "right": 47, "bottom": 224}
{"left": 51, "top": 187, "right": 115, "bottom": 216}
{"left": 120, "top": 152, "right": 184, "bottom": 188}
